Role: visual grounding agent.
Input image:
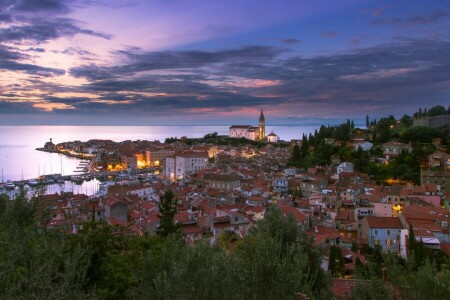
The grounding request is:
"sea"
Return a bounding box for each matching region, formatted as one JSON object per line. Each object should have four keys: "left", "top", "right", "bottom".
{"left": 0, "top": 125, "right": 318, "bottom": 196}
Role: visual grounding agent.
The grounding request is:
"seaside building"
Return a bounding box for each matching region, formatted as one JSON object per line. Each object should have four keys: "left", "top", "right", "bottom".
{"left": 165, "top": 152, "right": 209, "bottom": 180}
{"left": 145, "top": 149, "right": 175, "bottom": 167}
{"left": 229, "top": 109, "right": 268, "bottom": 141}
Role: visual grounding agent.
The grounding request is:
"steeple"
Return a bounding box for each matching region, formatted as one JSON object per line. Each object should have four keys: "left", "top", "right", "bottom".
{"left": 259, "top": 109, "right": 265, "bottom": 122}
{"left": 258, "top": 109, "right": 266, "bottom": 141}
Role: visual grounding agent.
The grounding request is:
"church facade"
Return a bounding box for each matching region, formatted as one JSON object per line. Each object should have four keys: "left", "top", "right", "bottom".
{"left": 229, "top": 110, "right": 267, "bottom": 141}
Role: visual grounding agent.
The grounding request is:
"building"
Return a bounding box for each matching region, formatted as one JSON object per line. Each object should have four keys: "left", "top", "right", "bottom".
{"left": 145, "top": 149, "right": 175, "bottom": 167}
{"left": 428, "top": 152, "right": 450, "bottom": 171}
{"left": 44, "top": 138, "right": 56, "bottom": 151}
{"left": 337, "top": 162, "right": 354, "bottom": 175}
{"left": 360, "top": 216, "right": 403, "bottom": 253}
{"left": 203, "top": 173, "right": 241, "bottom": 191}
{"left": 382, "top": 142, "right": 412, "bottom": 160}
{"left": 121, "top": 155, "right": 137, "bottom": 171}
{"left": 413, "top": 114, "right": 450, "bottom": 128}
{"left": 103, "top": 197, "right": 128, "bottom": 223}
{"left": 165, "top": 152, "right": 209, "bottom": 179}
{"left": 267, "top": 131, "right": 278, "bottom": 143}
{"left": 421, "top": 169, "right": 450, "bottom": 195}
{"left": 273, "top": 177, "right": 289, "bottom": 193}
{"left": 229, "top": 109, "right": 267, "bottom": 141}
{"left": 258, "top": 109, "right": 265, "bottom": 140}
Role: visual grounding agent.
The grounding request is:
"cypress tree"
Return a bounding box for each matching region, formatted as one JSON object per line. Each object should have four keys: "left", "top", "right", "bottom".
{"left": 292, "top": 144, "right": 301, "bottom": 162}
{"left": 157, "top": 190, "right": 181, "bottom": 237}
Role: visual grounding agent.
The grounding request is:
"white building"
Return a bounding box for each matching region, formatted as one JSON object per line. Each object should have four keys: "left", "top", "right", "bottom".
{"left": 229, "top": 125, "right": 258, "bottom": 140}
{"left": 267, "top": 131, "right": 278, "bottom": 143}
{"left": 337, "top": 162, "right": 354, "bottom": 175}
{"left": 165, "top": 152, "right": 209, "bottom": 179}
{"left": 229, "top": 110, "right": 266, "bottom": 141}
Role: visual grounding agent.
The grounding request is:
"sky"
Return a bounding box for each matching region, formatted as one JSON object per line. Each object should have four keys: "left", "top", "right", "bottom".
{"left": 0, "top": 0, "right": 449, "bottom": 125}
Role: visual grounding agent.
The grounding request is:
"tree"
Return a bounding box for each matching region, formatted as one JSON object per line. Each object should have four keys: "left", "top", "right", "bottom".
{"left": 427, "top": 105, "right": 446, "bottom": 117}
{"left": 157, "top": 191, "right": 180, "bottom": 237}
{"left": 292, "top": 144, "right": 301, "bottom": 162}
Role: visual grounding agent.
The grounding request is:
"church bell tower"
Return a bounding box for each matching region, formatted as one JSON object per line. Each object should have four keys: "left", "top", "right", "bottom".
{"left": 258, "top": 109, "right": 265, "bottom": 141}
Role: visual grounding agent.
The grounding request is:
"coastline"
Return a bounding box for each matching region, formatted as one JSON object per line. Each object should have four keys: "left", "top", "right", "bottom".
{"left": 35, "top": 147, "right": 95, "bottom": 160}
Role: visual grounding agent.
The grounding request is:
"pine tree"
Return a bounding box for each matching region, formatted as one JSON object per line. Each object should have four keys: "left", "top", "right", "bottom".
{"left": 157, "top": 191, "right": 180, "bottom": 237}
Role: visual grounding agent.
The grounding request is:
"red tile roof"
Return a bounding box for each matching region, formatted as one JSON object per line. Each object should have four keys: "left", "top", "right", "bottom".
{"left": 364, "top": 216, "right": 403, "bottom": 229}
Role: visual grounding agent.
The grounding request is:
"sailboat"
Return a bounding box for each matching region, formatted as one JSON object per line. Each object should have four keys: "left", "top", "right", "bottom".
{"left": 57, "top": 156, "right": 65, "bottom": 184}
{"left": 18, "top": 170, "right": 25, "bottom": 187}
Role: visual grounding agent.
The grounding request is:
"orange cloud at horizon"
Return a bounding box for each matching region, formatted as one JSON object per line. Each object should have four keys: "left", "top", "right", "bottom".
{"left": 33, "top": 102, "right": 75, "bottom": 111}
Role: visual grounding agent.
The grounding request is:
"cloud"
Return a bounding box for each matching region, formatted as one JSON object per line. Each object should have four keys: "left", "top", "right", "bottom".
{"left": 371, "top": 10, "right": 450, "bottom": 27}
{"left": 71, "top": 46, "right": 286, "bottom": 80}
{"left": 280, "top": 38, "right": 301, "bottom": 45}
{"left": 0, "top": 18, "right": 111, "bottom": 43}
{"left": 2, "top": 36, "right": 450, "bottom": 122}
{"left": 321, "top": 31, "right": 338, "bottom": 38}
{"left": 0, "top": 0, "right": 112, "bottom": 43}
{"left": 0, "top": 44, "right": 64, "bottom": 75}
{"left": 13, "top": 0, "right": 71, "bottom": 14}
{"left": 62, "top": 47, "right": 94, "bottom": 56}
{"left": 25, "top": 47, "right": 46, "bottom": 52}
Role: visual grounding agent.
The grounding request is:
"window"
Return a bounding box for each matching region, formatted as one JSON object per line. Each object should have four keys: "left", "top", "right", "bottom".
{"left": 374, "top": 229, "right": 378, "bottom": 235}
{"left": 386, "top": 240, "right": 391, "bottom": 245}
{"left": 374, "top": 239, "right": 379, "bottom": 245}
{"left": 387, "top": 230, "right": 391, "bottom": 235}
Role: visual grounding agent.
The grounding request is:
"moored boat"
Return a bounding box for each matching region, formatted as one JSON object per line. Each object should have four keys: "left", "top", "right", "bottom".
{"left": 27, "top": 179, "right": 40, "bottom": 186}
{"left": 4, "top": 181, "right": 15, "bottom": 190}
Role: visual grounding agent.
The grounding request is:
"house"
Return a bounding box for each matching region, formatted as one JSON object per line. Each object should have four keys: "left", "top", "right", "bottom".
{"left": 273, "top": 177, "right": 289, "bottom": 193}
{"left": 203, "top": 173, "right": 241, "bottom": 191}
{"left": 337, "top": 162, "right": 354, "bottom": 175}
{"left": 103, "top": 197, "right": 128, "bottom": 223}
{"left": 382, "top": 141, "right": 411, "bottom": 160}
{"left": 360, "top": 216, "right": 403, "bottom": 253}
{"left": 121, "top": 155, "right": 137, "bottom": 171}
{"left": 284, "top": 167, "right": 297, "bottom": 177}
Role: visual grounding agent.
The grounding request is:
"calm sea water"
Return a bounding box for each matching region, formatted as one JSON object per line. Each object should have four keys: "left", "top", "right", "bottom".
{"left": 0, "top": 125, "right": 317, "bottom": 185}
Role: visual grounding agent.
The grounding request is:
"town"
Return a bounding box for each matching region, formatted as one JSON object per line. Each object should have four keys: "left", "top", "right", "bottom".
{"left": 1, "top": 106, "right": 449, "bottom": 299}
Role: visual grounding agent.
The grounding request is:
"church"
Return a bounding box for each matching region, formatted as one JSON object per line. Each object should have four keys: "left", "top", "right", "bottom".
{"left": 229, "top": 110, "right": 278, "bottom": 142}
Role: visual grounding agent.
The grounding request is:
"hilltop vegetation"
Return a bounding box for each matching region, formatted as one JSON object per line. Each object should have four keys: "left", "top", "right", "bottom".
{"left": 0, "top": 191, "right": 328, "bottom": 299}
{"left": 288, "top": 105, "right": 449, "bottom": 185}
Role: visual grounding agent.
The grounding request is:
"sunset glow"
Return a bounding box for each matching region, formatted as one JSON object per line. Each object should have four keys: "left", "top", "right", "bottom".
{"left": 0, "top": 0, "right": 449, "bottom": 125}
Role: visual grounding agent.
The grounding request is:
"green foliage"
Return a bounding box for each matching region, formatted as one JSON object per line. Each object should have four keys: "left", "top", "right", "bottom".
{"left": 400, "top": 126, "right": 439, "bottom": 143}
{"left": 328, "top": 246, "right": 345, "bottom": 277}
{"left": 157, "top": 190, "right": 181, "bottom": 237}
{"left": 203, "top": 132, "right": 218, "bottom": 139}
{"left": 292, "top": 144, "right": 301, "bottom": 162}
{"left": 164, "top": 137, "right": 178, "bottom": 144}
